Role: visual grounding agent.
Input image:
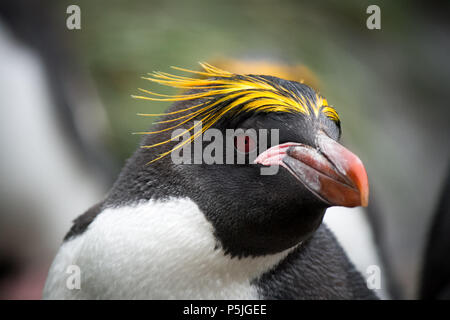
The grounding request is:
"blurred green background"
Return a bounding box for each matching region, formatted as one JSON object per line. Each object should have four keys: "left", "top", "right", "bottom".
{"left": 74, "top": 0, "right": 438, "bottom": 161}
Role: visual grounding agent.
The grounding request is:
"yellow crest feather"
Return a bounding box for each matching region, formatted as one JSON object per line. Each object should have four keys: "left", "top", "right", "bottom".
{"left": 132, "top": 62, "right": 340, "bottom": 163}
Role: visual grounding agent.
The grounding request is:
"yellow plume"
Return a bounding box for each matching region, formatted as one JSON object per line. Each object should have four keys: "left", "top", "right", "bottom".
{"left": 132, "top": 62, "right": 339, "bottom": 163}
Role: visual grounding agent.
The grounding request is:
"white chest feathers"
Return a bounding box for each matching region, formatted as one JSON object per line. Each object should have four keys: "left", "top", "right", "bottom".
{"left": 43, "top": 198, "right": 292, "bottom": 299}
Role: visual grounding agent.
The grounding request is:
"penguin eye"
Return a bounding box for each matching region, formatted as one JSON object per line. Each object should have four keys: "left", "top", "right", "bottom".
{"left": 234, "top": 135, "right": 256, "bottom": 154}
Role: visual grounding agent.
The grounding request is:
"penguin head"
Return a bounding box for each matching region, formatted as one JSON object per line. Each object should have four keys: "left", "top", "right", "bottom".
{"left": 130, "top": 64, "right": 369, "bottom": 257}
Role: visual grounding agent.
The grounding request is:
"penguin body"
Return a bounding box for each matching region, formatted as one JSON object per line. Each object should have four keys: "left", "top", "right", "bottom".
{"left": 44, "top": 198, "right": 374, "bottom": 299}
{"left": 44, "top": 198, "right": 291, "bottom": 299}
{"left": 324, "top": 206, "right": 389, "bottom": 299}
{"left": 44, "top": 65, "right": 376, "bottom": 299}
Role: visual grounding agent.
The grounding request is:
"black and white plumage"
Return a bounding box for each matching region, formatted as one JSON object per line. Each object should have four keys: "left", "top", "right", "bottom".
{"left": 43, "top": 64, "right": 376, "bottom": 299}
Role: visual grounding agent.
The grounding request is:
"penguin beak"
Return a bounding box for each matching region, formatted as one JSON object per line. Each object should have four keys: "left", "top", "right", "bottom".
{"left": 254, "top": 132, "right": 369, "bottom": 208}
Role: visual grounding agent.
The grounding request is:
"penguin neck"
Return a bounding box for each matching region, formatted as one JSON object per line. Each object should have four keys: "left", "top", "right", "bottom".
{"left": 179, "top": 164, "right": 327, "bottom": 257}
{"left": 105, "top": 151, "right": 325, "bottom": 258}
{"left": 188, "top": 189, "right": 325, "bottom": 257}
{"left": 96, "top": 198, "right": 297, "bottom": 298}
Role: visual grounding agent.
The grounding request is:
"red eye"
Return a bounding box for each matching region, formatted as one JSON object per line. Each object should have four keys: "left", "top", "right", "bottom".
{"left": 234, "top": 135, "right": 256, "bottom": 153}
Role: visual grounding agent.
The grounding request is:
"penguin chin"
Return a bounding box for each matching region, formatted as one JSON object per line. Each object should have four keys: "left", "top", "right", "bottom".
{"left": 176, "top": 157, "right": 331, "bottom": 257}
{"left": 219, "top": 208, "right": 326, "bottom": 258}
{"left": 204, "top": 189, "right": 327, "bottom": 257}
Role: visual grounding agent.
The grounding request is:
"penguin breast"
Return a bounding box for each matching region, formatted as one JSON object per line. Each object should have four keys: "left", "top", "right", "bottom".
{"left": 43, "top": 198, "right": 293, "bottom": 299}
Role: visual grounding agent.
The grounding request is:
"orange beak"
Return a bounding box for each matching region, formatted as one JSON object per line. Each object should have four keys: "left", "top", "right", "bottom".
{"left": 255, "top": 132, "right": 369, "bottom": 208}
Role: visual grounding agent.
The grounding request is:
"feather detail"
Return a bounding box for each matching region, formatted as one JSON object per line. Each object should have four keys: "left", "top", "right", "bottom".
{"left": 132, "top": 62, "right": 340, "bottom": 163}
